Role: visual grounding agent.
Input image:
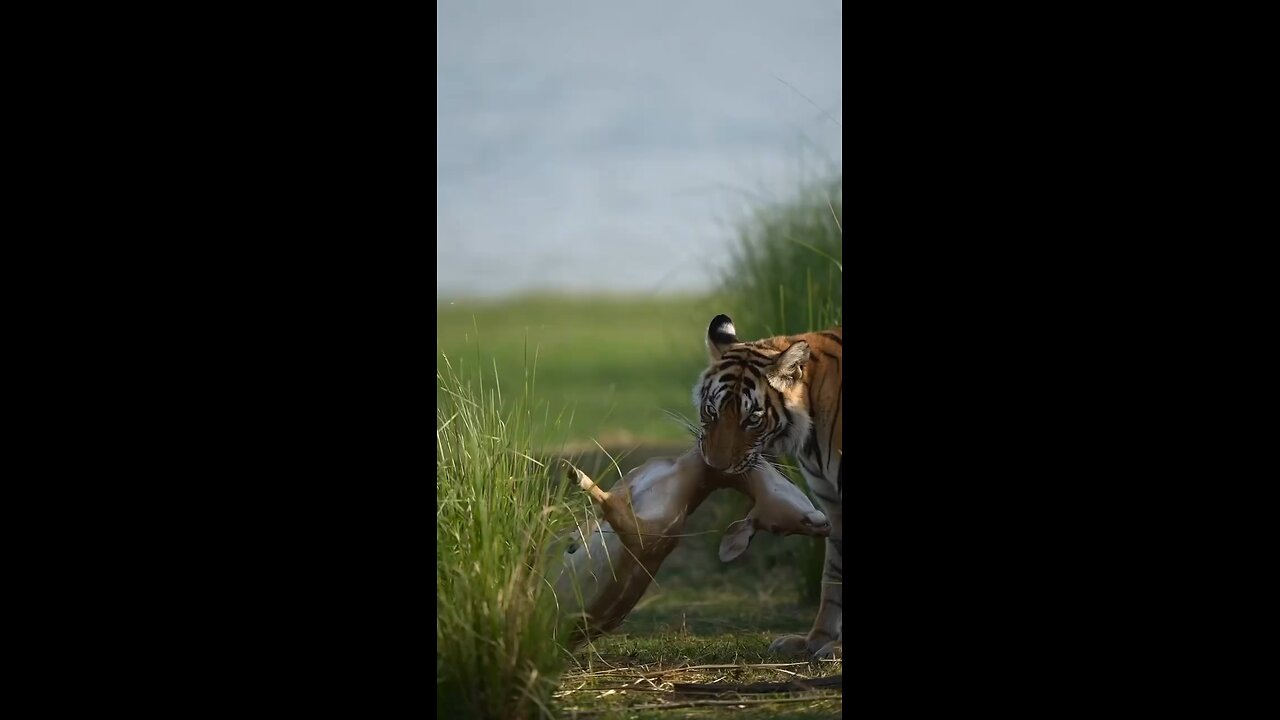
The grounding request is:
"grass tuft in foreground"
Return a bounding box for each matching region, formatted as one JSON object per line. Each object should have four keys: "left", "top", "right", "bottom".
{"left": 436, "top": 351, "right": 580, "bottom": 720}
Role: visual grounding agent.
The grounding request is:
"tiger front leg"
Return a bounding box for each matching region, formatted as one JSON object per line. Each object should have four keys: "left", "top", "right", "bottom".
{"left": 770, "top": 505, "right": 842, "bottom": 659}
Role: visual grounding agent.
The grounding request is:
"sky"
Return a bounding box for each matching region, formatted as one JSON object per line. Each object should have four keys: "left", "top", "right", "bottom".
{"left": 436, "top": 0, "right": 842, "bottom": 299}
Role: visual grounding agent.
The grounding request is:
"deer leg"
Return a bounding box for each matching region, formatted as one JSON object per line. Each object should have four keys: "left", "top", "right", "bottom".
{"left": 563, "top": 460, "right": 610, "bottom": 505}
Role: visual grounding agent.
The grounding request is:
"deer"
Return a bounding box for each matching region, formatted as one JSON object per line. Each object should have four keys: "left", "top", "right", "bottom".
{"left": 548, "top": 447, "right": 830, "bottom": 646}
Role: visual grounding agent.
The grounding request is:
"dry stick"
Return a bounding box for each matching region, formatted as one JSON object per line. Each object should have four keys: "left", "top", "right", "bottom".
{"left": 758, "top": 666, "right": 820, "bottom": 684}
{"left": 562, "top": 684, "right": 668, "bottom": 693}
{"left": 673, "top": 674, "right": 842, "bottom": 695}
{"left": 571, "top": 694, "right": 842, "bottom": 714}
{"left": 639, "top": 661, "right": 811, "bottom": 677}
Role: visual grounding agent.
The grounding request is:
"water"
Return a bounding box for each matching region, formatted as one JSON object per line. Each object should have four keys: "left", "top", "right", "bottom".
{"left": 436, "top": 0, "right": 842, "bottom": 299}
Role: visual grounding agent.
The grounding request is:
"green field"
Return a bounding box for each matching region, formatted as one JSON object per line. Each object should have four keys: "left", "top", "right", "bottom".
{"left": 437, "top": 293, "right": 738, "bottom": 448}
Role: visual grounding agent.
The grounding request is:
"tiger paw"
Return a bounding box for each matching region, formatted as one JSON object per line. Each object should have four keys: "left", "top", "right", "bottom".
{"left": 813, "top": 639, "right": 842, "bottom": 660}
{"left": 768, "top": 634, "right": 812, "bottom": 655}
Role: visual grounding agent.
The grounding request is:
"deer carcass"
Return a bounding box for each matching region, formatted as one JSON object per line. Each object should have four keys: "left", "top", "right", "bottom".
{"left": 548, "top": 447, "right": 829, "bottom": 646}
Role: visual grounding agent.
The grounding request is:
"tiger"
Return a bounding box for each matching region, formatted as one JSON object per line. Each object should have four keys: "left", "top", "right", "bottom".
{"left": 693, "top": 313, "right": 842, "bottom": 659}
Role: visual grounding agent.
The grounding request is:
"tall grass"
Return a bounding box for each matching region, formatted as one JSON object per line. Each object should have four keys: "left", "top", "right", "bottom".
{"left": 721, "top": 173, "right": 842, "bottom": 337}
{"left": 436, "top": 348, "right": 578, "bottom": 720}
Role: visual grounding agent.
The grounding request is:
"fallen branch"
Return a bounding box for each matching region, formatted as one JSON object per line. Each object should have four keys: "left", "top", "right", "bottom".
{"left": 639, "top": 661, "right": 811, "bottom": 677}
{"left": 673, "top": 674, "right": 842, "bottom": 695}
{"left": 569, "top": 694, "right": 841, "bottom": 714}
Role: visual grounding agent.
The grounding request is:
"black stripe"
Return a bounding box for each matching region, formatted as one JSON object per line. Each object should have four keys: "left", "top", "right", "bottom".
{"left": 826, "top": 383, "right": 840, "bottom": 472}
{"left": 820, "top": 332, "right": 842, "bottom": 345}
{"left": 763, "top": 396, "right": 782, "bottom": 442}
{"left": 808, "top": 422, "right": 823, "bottom": 475}
{"left": 808, "top": 369, "right": 825, "bottom": 470}
{"left": 800, "top": 457, "right": 823, "bottom": 479}
{"left": 826, "top": 599, "right": 843, "bottom": 609}
{"left": 743, "top": 348, "right": 777, "bottom": 365}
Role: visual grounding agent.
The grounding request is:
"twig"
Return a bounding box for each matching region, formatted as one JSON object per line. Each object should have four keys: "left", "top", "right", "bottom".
{"left": 673, "top": 674, "right": 842, "bottom": 695}
{"left": 641, "top": 661, "right": 810, "bottom": 676}
{"left": 571, "top": 694, "right": 841, "bottom": 714}
{"left": 773, "top": 76, "right": 842, "bottom": 129}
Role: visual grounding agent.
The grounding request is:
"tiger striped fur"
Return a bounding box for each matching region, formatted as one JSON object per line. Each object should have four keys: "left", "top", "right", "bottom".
{"left": 693, "top": 314, "right": 842, "bottom": 659}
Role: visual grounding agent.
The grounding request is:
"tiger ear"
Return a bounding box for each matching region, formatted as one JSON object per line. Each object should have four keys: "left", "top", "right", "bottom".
{"left": 767, "top": 341, "right": 809, "bottom": 391}
{"left": 706, "top": 314, "right": 738, "bottom": 361}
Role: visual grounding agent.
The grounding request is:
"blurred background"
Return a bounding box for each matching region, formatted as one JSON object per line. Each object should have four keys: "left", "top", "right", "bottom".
{"left": 438, "top": 0, "right": 842, "bottom": 460}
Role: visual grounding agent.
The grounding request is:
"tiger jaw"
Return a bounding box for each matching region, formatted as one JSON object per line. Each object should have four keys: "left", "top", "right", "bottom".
{"left": 697, "top": 436, "right": 758, "bottom": 474}
{"left": 699, "top": 445, "right": 759, "bottom": 475}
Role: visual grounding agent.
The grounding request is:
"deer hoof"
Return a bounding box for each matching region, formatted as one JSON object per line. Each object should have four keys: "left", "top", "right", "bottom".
{"left": 561, "top": 460, "right": 582, "bottom": 482}
{"left": 813, "top": 639, "right": 842, "bottom": 659}
{"left": 768, "top": 634, "right": 811, "bottom": 655}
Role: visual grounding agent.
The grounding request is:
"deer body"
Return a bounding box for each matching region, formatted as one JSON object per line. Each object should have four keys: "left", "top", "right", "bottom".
{"left": 549, "top": 448, "right": 829, "bottom": 645}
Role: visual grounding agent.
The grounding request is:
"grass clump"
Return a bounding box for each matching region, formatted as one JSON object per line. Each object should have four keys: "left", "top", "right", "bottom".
{"left": 436, "top": 350, "right": 579, "bottom": 720}
{"left": 721, "top": 173, "right": 842, "bottom": 339}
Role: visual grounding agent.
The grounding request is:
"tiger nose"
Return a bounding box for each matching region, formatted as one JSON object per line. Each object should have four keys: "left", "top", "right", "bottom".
{"left": 704, "top": 452, "right": 732, "bottom": 471}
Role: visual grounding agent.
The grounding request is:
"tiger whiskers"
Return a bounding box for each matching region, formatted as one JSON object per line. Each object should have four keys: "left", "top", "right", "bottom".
{"left": 756, "top": 452, "right": 791, "bottom": 477}
{"left": 662, "top": 409, "right": 702, "bottom": 439}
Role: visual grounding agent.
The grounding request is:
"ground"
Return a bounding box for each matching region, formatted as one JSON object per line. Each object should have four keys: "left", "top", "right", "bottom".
{"left": 552, "top": 445, "right": 841, "bottom": 719}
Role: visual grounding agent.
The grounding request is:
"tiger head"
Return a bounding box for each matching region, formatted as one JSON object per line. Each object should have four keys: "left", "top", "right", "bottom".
{"left": 692, "top": 314, "right": 811, "bottom": 474}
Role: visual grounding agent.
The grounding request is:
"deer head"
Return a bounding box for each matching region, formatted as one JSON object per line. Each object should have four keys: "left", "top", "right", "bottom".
{"left": 714, "top": 466, "right": 831, "bottom": 561}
